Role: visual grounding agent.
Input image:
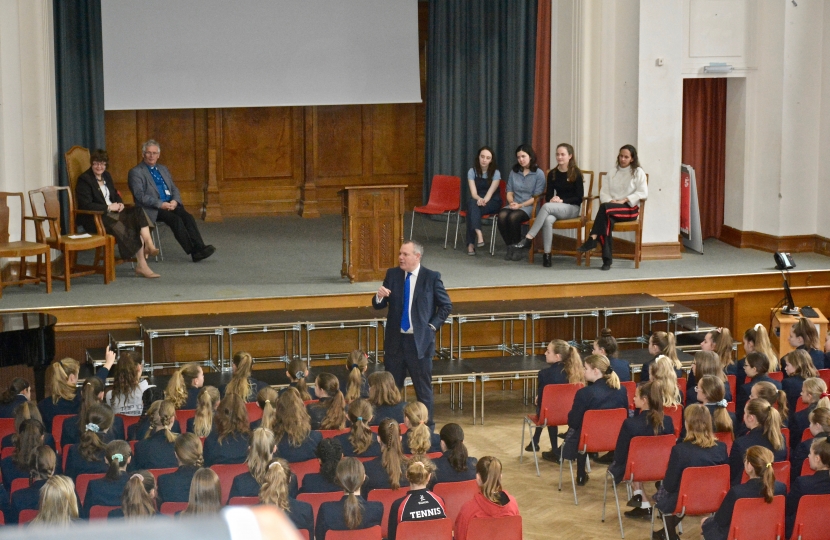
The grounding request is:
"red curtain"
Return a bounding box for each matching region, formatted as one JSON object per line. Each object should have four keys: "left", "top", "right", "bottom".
{"left": 532, "top": 0, "right": 552, "bottom": 171}
{"left": 682, "top": 78, "right": 726, "bottom": 240}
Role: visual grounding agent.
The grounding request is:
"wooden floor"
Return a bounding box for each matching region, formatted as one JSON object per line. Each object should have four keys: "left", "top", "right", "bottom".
{"left": 432, "top": 386, "right": 701, "bottom": 540}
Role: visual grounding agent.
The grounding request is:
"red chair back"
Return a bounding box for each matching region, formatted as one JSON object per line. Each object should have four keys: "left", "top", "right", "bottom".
{"left": 819, "top": 369, "right": 830, "bottom": 389}
{"left": 148, "top": 468, "right": 177, "bottom": 482}
{"left": 727, "top": 375, "right": 737, "bottom": 404}
{"left": 727, "top": 495, "right": 784, "bottom": 540}
{"left": 0, "top": 418, "right": 16, "bottom": 446}
{"left": 433, "top": 479, "right": 478, "bottom": 526}
{"left": 75, "top": 473, "right": 105, "bottom": 506}
{"left": 160, "top": 501, "right": 188, "bottom": 515}
{"left": 677, "top": 377, "right": 687, "bottom": 403}
{"left": 623, "top": 435, "right": 675, "bottom": 483}
{"left": 18, "top": 509, "right": 37, "bottom": 524}
{"left": 621, "top": 382, "right": 636, "bottom": 410}
{"left": 664, "top": 405, "right": 683, "bottom": 438}
{"left": 1, "top": 447, "right": 14, "bottom": 459}
{"left": 129, "top": 440, "right": 137, "bottom": 456}
{"left": 790, "top": 494, "right": 830, "bottom": 540}
{"left": 298, "top": 531, "right": 310, "bottom": 540}
{"left": 51, "top": 414, "right": 73, "bottom": 455}
{"left": 89, "top": 505, "right": 119, "bottom": 519}
{"left": 416, "top": 176, "right": 461, "bottom": 214}
{"left": 175, "top": 409, "right": 196, "bottom": 432}
{"left": 246, "top": 402, "right": 262, "bottom": 423}
{"left": 228, "top": 496, "right": 259, "bottom": 506}
{"left": 579, "top": 409, "right": 627, "bottom": 453}
{"left": 713, "top": 431, "right": 734, "bottom": 455}
{"left": 368, "top": 488, "right": 408, "bottom": 539}
{"left": 369, "top": 424, "right": 408, "bottom": 435}
{"left": 62, "top": 443, "right": 73, "bottom": 472}
{"left": 466, "top": 515, "right": 522, "bottom": 540}
{"left": 801, "top": 459, "right": 817, "bottom": 477}
{"left": 768, "top": 371, "right": 784, "bottom": 382}
{"left": 796, "top": 397, "right": 809, "bottom": 412}
{"left": 327, "top": 526, "right": 382, "bottom": 540}
{"left": 290, "top": 458, "right": 321, "bottom": 488}
{"left": 296, "top": 491, "right": 343, "bottom": 524}
{"left": 396, "top": 517, "right": 453, "bottom": 540}
{"left": 536, "top": 383, "right": 583, "bottom": 427}
{"left": 210, "top": 463, "right": 250, "bottom": 504}
{"left": 10, "top": 477, "right": 29, "bottom": 494}
{"left": 117, "top": 414, "right": 142, "bottom": 433}
{"left": 802, "top": 427, "right": 813, "bottom": 442}
{"left": 672, "top": 464, "right": 730, "bottom": 516}
{"left": 740, "top": 461, "right": 790, "bottom": 492}
{"left": 319, "top": 429, "right": 350, "bottom": 438}
{"left": 726, "top": 401, "right": 736, "bottom": 413}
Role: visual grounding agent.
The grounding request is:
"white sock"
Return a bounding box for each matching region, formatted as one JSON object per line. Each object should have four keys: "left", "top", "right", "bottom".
{"left": 640, "top": 501, "right": 651, "bottom": 509}
{"left": 632, "top": 489, "right": 643, "bottom": 496}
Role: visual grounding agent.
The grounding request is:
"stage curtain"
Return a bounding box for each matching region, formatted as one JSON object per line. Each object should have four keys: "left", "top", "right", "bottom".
{"left": 682, "top": 78, "right": 726, "bottom": 239}
{"left": 532, "top": 0, "right": 551, "bottom": 171}
{"left": 424, "top": 0, "right": 538, "bottom": 204}
{"left": 53, "top": 0, "right": 106, "bottom": 188}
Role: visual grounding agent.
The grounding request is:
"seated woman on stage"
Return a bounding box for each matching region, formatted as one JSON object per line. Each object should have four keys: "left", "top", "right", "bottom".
{"left": 334, "top": 399, "right": 381, "bottom": 459}
{"left": 792, "top": 406, "right": 830, "bottom": 482}
{"left": 701, "top": 328, "right": 736, "bottom": 376}
{"left": 274, "top": 388, "right": 321, "bottom": 463}
{"left": 0, "top": 378, "right": 30, "bottom": 418}
{"left": 783, "top": 350, "right": 820, "bottom": 425}
{"left": 577, "top": 144, "right": 647, "bottom": 270}
{"left": 592, "top": 328, "right": 631, "bottom": 383}
{"left": 688, "top": 351, "right": 733, "bottom": 406}
{"left": 730, "top": 398, "right": 787, "bottom": 485}
{"left": 454, "top": 456, "right": 520, "bottom": 540}
{"left": 181, "top": 468, "right": 222, "bottom": 516}
{"left": 737, "top": 324, "right": 779, "bottom": 388}
{"left": 498, "top": 144, "right": 545, "bottom": 261}
{"left": 433, "top": 423, "right": 477, "bottom": 485}
{"left": 786, "top": 436, "right": 830, "bottom": 538}
{"left": 513, "top": 143, "right": 584, "bottom": 267}
{"left": 75, "top": 149, "right": 159, "bottom": 278}
{"left": 203, "top": 393, "right": 251, "bottom": 466}
{"left": 465, "top": 146, "right": 502, "bottom": 256}
{"left": 787, "top": 317, "right": 826, "bottom": 370}
{"left": 300, "top": 439, "right": 343, "bottom": 494}
{"left": 790, "top": 377, "right": 829, "bottom": 450}
{"left": 307, "top": 373, "right": 347, "bottom": 431}
{"left": 165, "top": 363, "right": 204, "bottom": 410}
{"left": 157, "top": 433, "right": 203, "bottom": 505}
{"left": 315, "top": 458, "right": 383, "bottom": 540}
{"left": 368, "top": 372, "right": 405, "bottom": 425}
{"left": 701, "top": 445, "right": 786, "bottom": 540}
{"left": 525, "top": 339, "right": 583, "bottom": 458}
{"left": 259, "top": 459, "right": 313, "bottom": 539}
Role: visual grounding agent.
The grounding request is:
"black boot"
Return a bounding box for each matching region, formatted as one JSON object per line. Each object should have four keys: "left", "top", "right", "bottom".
{"left": 577, "top": 237, "right": 598, "bottom": 252}
{"left": 504, "top": 245, "right": 514, "bottom": 261}
{"left": 543, "top": 254, "right": 552, "bottom": 267}
{"left": 513, "top": 237, "right": 532, "bottom": 249}
{"left": 601, "top": 258, "right": 612, "bottom": 271}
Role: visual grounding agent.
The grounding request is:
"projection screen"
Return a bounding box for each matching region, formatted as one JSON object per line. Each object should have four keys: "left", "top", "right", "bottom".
{"left": 101, "top": 0, "right": 421, "bottom": 110}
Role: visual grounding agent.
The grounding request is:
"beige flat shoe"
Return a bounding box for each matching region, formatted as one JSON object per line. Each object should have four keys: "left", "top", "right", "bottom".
{"left": 135, "top": 269, "right": 160, "bottom": 279}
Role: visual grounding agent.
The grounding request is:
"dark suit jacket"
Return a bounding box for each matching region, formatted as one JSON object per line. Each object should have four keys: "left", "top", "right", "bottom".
{"left": 127, "top": 162, "right": 182, "bottom": 222}
{"left": 372, "top": 265, "right": 452, "bottom": 358}
{"left": 75, "top": 169, "right": 123, "bottom": 233}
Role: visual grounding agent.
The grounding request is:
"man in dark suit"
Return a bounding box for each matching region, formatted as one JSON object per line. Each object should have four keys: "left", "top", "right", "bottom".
{"left": 127, "top": 139, "right": 215, "bottom": 262}
{"left": 372, "top": 240, "right": 452, "bottom": 425}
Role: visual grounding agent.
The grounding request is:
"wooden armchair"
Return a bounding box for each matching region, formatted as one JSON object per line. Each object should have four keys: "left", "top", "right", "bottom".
{"left": 0, "top": 192, "right": 51, "bottom": 298}
{"left": 28, "top": 186, "right": 114, "bottom": 291}
{"left": 583, "top": 173, "right": 648, "bottom": 269}
{"left": 527, "top": 170, "right": 594, "bottom": 265}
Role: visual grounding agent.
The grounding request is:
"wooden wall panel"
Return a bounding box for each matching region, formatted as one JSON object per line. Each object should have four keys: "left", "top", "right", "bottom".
{"left": 222, "top": 108, "right": 294, "bottom": 179}
{"left": 372, "top": 104, "right": 417, "bottom": 175}
{"left": 105, "top": 110, "right": 139, "bottom": 204}
{"left": 313, "top": 106, "right": 364, "bottom": 178}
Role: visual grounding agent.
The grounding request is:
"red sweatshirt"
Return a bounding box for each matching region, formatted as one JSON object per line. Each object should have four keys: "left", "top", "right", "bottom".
{"left": 454, "top": 491, "right": 520, "bottom": 540}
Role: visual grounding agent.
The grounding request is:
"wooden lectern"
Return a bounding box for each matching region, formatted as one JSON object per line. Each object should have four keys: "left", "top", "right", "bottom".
{"left": 340, "top": 185, "right": 406, "bottom": 283}
{"left": 770, "top": 308, "right": 828, "bottom": 358}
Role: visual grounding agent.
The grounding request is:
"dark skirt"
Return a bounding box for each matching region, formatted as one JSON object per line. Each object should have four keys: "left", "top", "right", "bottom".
{"left": 102, "top": 206, "right": 150, "bottom": 258}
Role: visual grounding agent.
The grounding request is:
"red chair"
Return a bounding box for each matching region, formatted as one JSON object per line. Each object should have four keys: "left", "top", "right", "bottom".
{"left": 789, "top": 493, "right": 830, "bottom": 540}
{"left": 89, "top": 505, "right": 119, "bottom": 519}
{"left": 802, "top": 427, "right": 813, "bottom": 442}
{"left": 676, "top": 377, "right": 687, "bottom": 403}
{"left": 769, "top": 371, "right": 784, "bottom": 382}
{"left": 727, "top": 401, "right": 736, "bottom": 414}
{"left": 228, "top": 496, "right": 259, "bottom": 506}
{"left": 298, "top": 532, "right": 310, "bottom": 540}
{"left": 603, "top": 434, "right": 675, "bottom": 538}
{"left": 664, "top": 405, "right": 683, "bottom": 438}
{"left": 466, "top": 515, "right": 522, "bottom": 540}
{"left": 783, "top": 428, "right": 791, "bottom": 460}
{"left": 319, "top": 429, "right": 350, "bottom": 439}
{"left": 795, "top": 397, "right": 808, "bottom": 413}
{"left": 433, "top": 479, "right": 478, "bottom": 526}
{"left": 175, "top": 409, "right": 196, "bottom": 432}
{"left": 819, "top": 369, "right": 830, "bottom": 389}
{"left": 521, "top": 383, "right": 583, "bottom": 476}
{"left": 727, "top": 495, "right": 784, "bottom": 540}
{"left": 453, "top": 180, "right": 507, "bottom": 256}
{"left": 290, "top": 458, "right": 321, "bottom": 489}
{"left": 727, "top": 375, "right": 737, "bottom": 403}
{"left": 621, "top": 382, "right": 636, "bottom": 410}
{"left": 369, "top": 424, "right": 408, "bottom": 435}
{"left": 51, "top": 414, "right": 73, "bottom": 455}
{"left": 655, "top": 464, "right": 730, "bottom": 533}
{"left": 713, "top": 431, "right": 734, "bottom": 455}
{"left": 160, "top": 501, "right": 188, "bottom": 515}
{"left": 62, "top": 443, "right": 73, "bottom": 472}
{"left": 148, "top": 467, "right": 177, "bottom": 483}
{"left": 327, "top": 525, "right": 382, "bottom": 540}
{"left": 210, "top": 463, "right": 249, "bottom": 504}
{"left": 740, "top": 461, "right": 791, "bottom": 492}
{"left": 75, "top": 473, "right": 105, "bottom": 506}
{"left": 297, "top": 491, "right": 343, "bottom": 525}
{"left": 0, "top": 418, "right": 16, "bottom": 447}
{"left": 129, "top": 440, "right": 137, "bottom": 455}
{"left": 1, "top": 447, "right": 14, "bottom": 459}
{"left": 18, "top": 509, "right": 37, "bottom": 524}
{"left": 10, "top": 477, "right": 29, "bottom": 495}
{"left": 303, "top": 399, "right": 319, "bottom": 406}
{"left": 801, "top": 459, "right": 816, "bottom": 477}
{"left": 117, "top": 414, "right": 141, "bottom": 433}
{"left": 246, "top": 402, "right": 262, "bottom": 423}
{"left": 368, "top": 488, "right": 408, "bottom": 539}
{"left": 396, "top": 517, "right": 453, "bottom": 540}
{"left": 410, "top": 175, "right": 461, "bottom": 249}
{"left": 559, "top": 408, "right": 627, "bottom": 505}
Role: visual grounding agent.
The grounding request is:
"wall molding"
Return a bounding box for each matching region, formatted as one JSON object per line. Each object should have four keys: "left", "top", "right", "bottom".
{"left": 720, "top": 226, "right": 830, "bottom": 255}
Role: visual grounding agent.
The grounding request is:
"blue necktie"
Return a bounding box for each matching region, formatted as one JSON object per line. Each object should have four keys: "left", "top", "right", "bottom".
{"left": 401, "top": 272, "right": 412, "bottom": 331}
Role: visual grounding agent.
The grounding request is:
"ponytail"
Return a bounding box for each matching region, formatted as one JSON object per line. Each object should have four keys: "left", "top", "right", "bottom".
{"left": 745, "top": 324, "right": 779, "bottom": 372}
{"left": 551, "top": 340, "right": 584, "bottom": 384}
{"left": 105, "top": 440, "right": 131, "bottom": 480}
{"left": 29, "top": 445, "right": 56, "bottom": 483}
{"left": 378, "top": 419, "right": 405, "bottom": 490}
{"left": 257, "top": 386, "right": 278, "bottom": 432}
{"left": 174, "top": 433, "right": 204, "bottom": 467}
{"left": 337, "top": 458, "right": 366, "bottom": 529}
{"left": 754, "top": 381, "right": 789, "bottom": 419}
{"left": 165, "top": 363, "right": 201, "bottom": 409}
{"left": 406, "top": 455, "right": 435, "bottom": 486}
{"left": 193, "top": 386, "right": 220, "bottom": 437}
{"left": 287, "top": 358, "right": 312, "bottom": 401}
{"left": 345, "top": 350, "right": 369, "bottom": 403}
{"left": 226, "top": 351, "right": 253, "bottom": 402}
{"left": 259, "top": 459, "right": 291, "bottom": 511}
{"left": 347, "top": 399, "right": 374, "bottom": 455}
{"left": 248, "top": 428, "right": 276, "bottom": 484}
{"left": 79, "top": 403, "right": 113, "bottom": 462}
{"left": 403, "top": 401, "right": 431, "bottom": 455}
{"left": 316, "top": 373, "right": 347, "bottom": 430}
{"left": 440, "top": 423, "right": 470, "bottom": 472}
{"left": 476, "top": 456, "right": 504, "bottom": 504}
{"left": 76, "top": 377, "right": 104, "bottom": 432}
{"left": 0, "top": 378, "right": 29, "bottom": 405}
{"left": 651, "top": 331, "right": 682, "bottom": 370}
{"left": 15, "top": 419, "right": 45, "bottom": 470}
{"left": 584, "top": 354, "right": 620, "bottom": 389}
{"left": 747, "top": 398, "right": 784, "bottom": 451}
{"left": 744, "top": 446, "right": 777, "bottom": 503}
{"left": 145, "top": 400, "right": 178, "bottom": 443}
{"left": 699, "top": 375, "right": 734, "bottom": 435}
{"left": 274, "top": 387, "right": 311, "bottom": 447}
{"left": 638, "top": 381, "right": 665, "bottom": 435}
{"left": 122, "top": 470, "right": 155, "bottom": 519}
{"left": 802, "top": 378, "right": 830, "bottom": 410}
{"left": 49, "top": 358, "right": 79, "bottom": 403}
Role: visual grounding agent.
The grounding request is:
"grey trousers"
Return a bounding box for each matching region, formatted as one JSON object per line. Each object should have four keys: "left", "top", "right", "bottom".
{"left": 526, "top": 202, "right": 580, "bottom": 252}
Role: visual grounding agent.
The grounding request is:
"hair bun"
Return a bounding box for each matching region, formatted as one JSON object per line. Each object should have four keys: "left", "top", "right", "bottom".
{"left": 601, "top": 328, "right": 613, "bottom": 338}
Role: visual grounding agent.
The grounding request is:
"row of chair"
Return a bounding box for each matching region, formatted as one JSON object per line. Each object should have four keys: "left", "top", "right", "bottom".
{"left": 413, "top": 172, "right": 646, "bottom": 267}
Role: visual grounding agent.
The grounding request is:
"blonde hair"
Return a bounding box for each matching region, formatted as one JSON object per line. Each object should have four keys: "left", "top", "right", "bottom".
{"left": 259, "top": 458, "right": 291, "bottom": 511}
{"left": 785, "top": 349, "right": 819, "bottom": 379}
{"left": 287, "top": 358, "right": 312, "bottom": 401}
{"left": 792, "top": 318, "right": 820, "bottom": 349}
{"left": 745, "top": 398, "right": 784, "bottom": 451}
{"left": 247, "top": 428, "right": 276, "bottom": 485}
{"left": 651, "top": 332, "right": 682, "bottom": 370}
{"left": 49, "top": 358, "right": 79, "bottom": 403}
{"left": 550, "top": 339, "right": 584, "bottom": 384}
{"left": 174, "top": 433, "right": 204, "bottom": 467}
{"left": 193, "top": 386, "right": 220, "bottom": 437}
{"left": 476, "top": 456, "right": 504, "bottom": 504}
{"left": 709, "top": 329, "right": 734, "bottom": 371}
{"left": 649, "top": 355, "right": 682, "bottom": 407}
{"left": 744, "top": 446, "right": 777, "bottom": 503}
{"left": 694, "top": 351, "right": 727, "bottom": 382}
{"left": 369, "top": 371, "right": 402, "bottom": 407}
{"left": 405, "top": 455, "right": 435, "bottom": 486}
{"left": 345, "top": 350, "right": 369, "bottom": 403}
{"left": 752, "top": 381, "right": 789, "bottom": 419}
{"left": 403, "top": 401, "right": 431, "bottom": 455}
{"left": 32, "top": 475, "right": 78, "bottom": 526}
{"left": 583, "top": 354, "right": 620, "bottom": 389}
{"left": 182, "top": 468, "right": 221, "bottom": 515}
{"left": 274, "top": 387, "right": 312, "bottom": 447}
{"left": 225, "top": 351, "right": 254, "bottom": 402}
{"left": 145, "top": 399, "right": 178, "bottom": 443}
{"left": 347, "top": 399, "right": 374, "bottom": 455}
{"left": 809, "top": 407, "right": 830, "bottom": 433}
{"left": 378, "top": 418, "right": 406, "bottom": 490}
{"left": 698, "top": 375, "right": 733, "bottom": 435}
{"left": 744, "top": 325, "right": 779, "bottom": 372}
{"left": 802, "top": 378, "right": 830, "bottom": 409}
{"left": 257, "top": 386, "right": 278, "bottom": 432}
{"left": 683, "top": 404, "right": 717, "bottom": 448}
{"left": 122, "top": 470, "right": 155, "bottom": 520}
{"left": 165, "top": 363, "right": 202, "bottom": 409}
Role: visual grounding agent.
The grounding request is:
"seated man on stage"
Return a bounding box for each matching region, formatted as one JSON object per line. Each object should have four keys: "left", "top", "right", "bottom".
{"left": 128, "top": 139, "right": 215, "bottom": 262}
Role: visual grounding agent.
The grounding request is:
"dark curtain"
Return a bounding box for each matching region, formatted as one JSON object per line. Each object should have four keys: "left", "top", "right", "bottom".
{"left": 53, "top": 0, "right": 106, "bottom": 188}
{"left": 531, "top": 0, "right": 551, "bottom": 171}
{"left": 682, "top": 78, "right": 726, "bottom": 239}
{"left": 424, "top": 0, "right": 538, "bottom": 203}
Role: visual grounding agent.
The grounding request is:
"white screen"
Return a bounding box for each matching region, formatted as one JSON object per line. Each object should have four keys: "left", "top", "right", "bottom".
{"left": 101, "top": 0, "right": 421, "bottom": 110}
